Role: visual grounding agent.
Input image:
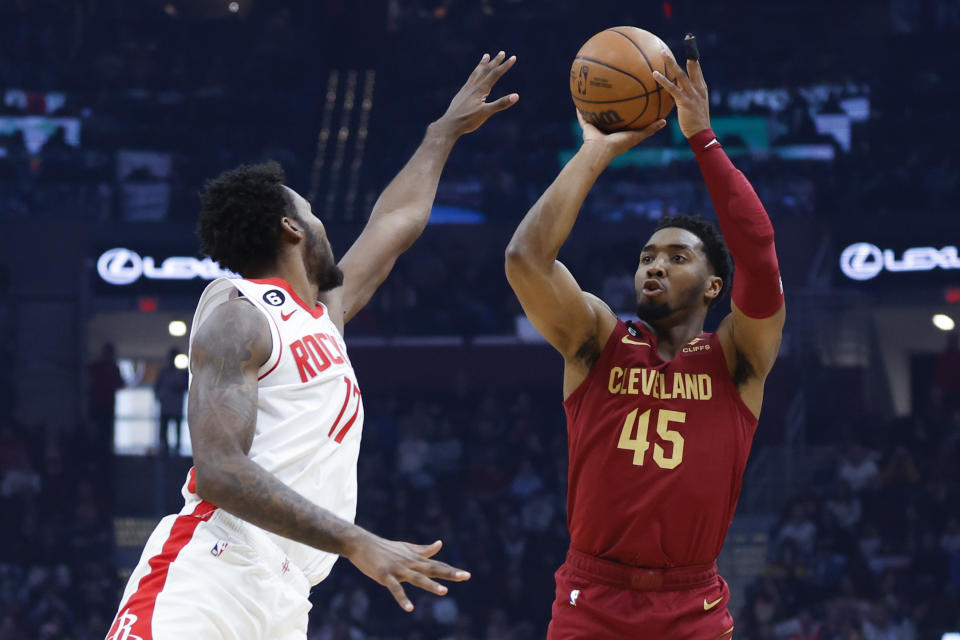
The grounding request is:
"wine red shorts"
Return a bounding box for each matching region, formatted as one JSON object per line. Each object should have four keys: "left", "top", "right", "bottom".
{"left": 546, "top": 549, "right": 735, "bottom": 640}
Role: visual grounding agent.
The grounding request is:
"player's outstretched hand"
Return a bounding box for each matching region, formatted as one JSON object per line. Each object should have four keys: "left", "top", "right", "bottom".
{"left": 346, "top": 532, "right": 470, "bottom": 612}
{"left": 652, "top": 34, "right": 711, "bottom": 139}
{"left": 577, "top": 109, "right": 666, "bottom": 158}
{"left": 434, "top": 51, "right": 519, "bottom": 138}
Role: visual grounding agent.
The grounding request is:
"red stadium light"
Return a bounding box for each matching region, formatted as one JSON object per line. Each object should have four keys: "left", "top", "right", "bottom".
{"left": 138, "top": 296, "right": 158, "bottom": 312}
{"left": 946, "top": 287, "right": 960, "bottom": 304}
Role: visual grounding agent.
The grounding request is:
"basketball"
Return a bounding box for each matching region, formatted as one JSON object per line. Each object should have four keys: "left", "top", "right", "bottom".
{"left": 569, "top": 27, "right": 677, "bottom": 132}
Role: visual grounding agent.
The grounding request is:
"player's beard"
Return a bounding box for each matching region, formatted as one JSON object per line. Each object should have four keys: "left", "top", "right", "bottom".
{"left": 636, "top": 282, "right": 705, "bottom": 324}
{"left": 305, "top": 225, "right": 344, "bottom": 292}
{"left": 636, "top": 299, "right": 674, "bottom": 323}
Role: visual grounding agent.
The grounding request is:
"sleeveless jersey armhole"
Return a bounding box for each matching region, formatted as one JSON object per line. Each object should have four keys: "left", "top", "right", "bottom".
{"left": 228, "top": 280, "right": 282, "bottom": 380}
{"left": 188, "top": 278, "right": 280, "bottom": 380}
{"left": 707, "top": 332, "right": 760, "bottom": 427}
{"left": 563, "top": 320, "right": 625, "bottom": 409}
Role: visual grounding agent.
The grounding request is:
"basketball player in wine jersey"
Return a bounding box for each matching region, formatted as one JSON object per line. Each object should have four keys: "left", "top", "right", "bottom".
{"left": 506, "top": 37, "right": 784, "bottom": 639}
{"left": 106, "top": 52, "right": 518, "bottom": 639}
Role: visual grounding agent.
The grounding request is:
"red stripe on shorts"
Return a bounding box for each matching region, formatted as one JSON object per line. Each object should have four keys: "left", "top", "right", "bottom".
{"left": 106, "top": 500, "right": 217, "bottom": 639}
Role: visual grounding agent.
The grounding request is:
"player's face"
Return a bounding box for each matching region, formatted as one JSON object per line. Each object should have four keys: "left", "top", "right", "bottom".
{"left": 634, "top": 227, "right": 716, "bottom": 323}
{"left": 283, "top": 186, "right": 344, "bottom": 292}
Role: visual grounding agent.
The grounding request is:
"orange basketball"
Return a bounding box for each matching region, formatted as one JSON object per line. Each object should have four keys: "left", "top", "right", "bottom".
{"left": 570, "top": 27, "right": 677, "bottom": 132}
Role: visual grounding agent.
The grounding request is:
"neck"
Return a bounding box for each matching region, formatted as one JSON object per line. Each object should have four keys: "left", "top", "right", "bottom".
{"left": 247, "top": 253, "right": 319, "bottom": 307}
{"left": 648, "top": 312, "right": 707, "bottom": 360}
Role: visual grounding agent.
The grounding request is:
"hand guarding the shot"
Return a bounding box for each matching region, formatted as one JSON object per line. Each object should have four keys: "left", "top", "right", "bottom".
{"left": 434, "top": 51, "right": 519, "bottom": 138}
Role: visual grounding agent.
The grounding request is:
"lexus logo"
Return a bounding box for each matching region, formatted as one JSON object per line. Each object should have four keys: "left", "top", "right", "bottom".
{"left": 840, "top": 242, "right": 960, "bottom": 281}
{"left": 97, "top": 248, "right": 236, "bottom": 285}
{"left": 839, "top": 242, "right": 883, "bottom": 281}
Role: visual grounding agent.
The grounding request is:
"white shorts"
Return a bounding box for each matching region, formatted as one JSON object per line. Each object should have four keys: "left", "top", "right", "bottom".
{"left": 106, "top": 501, "right": 312, "bottom": 640}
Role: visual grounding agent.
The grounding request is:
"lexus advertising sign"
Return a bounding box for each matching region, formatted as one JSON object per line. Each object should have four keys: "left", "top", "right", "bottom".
{"left": 839, "top": 243, "right": 960, "bottom": 281}
{"left": 93, "top": 247, "right": 236, "bottom": 295}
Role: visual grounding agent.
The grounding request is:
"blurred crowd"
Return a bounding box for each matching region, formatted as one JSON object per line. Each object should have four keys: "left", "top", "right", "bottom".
{"left": 0, "top": 0, "right": 957, "bottom": 228}
{"left": 0, "top": 420, "right": 117, "bottom": 639}
{"left": 2, "top": 366, "right": 960, "bottom": 638}
{"left": 737, "top": 396, "right": 960, "bottom": 639}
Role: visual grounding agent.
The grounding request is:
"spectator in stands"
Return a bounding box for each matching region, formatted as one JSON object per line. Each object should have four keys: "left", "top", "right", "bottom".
{"left": 933, "top": 332, "right": 960, "bottom": 409}
{"left": 839, "top": 443, "right": 880, "bottom": 493}
{"left": 153, "top": 347, "right": 188, "bottom": 456}
{"left": 778, "top": 504, "right": 818, "bottom": 557}
{"left": 86, "top": 343, "right": 124, "bottom": 457}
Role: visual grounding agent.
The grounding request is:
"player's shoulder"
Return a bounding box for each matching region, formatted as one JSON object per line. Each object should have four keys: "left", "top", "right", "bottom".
{"left": 193, "top": 296, "right": 270, "bottom": 360}
{"left": 582, "top": 291, "right": 615, "bottom": 318}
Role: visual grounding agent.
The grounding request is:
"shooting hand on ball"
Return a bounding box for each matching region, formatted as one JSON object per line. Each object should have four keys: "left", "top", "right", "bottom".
{"left": 577, "top": 110, "right": 666, "bottom": 160}
{"left": 652, "top": 36, "right": 711, "bottom": 139}
{"left": 434, "top": 51, "right": 519, "bottom": 138}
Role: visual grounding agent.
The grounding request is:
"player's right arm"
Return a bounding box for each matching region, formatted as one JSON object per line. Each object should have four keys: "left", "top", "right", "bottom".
{"left": 505, "top": 114, "right": 665, "bottom": 396}
{"left": 188, "top": 298, "right": 469, "bottom": 611}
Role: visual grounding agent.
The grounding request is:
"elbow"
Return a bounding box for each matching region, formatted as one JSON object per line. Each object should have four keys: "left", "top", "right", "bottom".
{"left": 505, "top": 242, "right": 524, "bottom": 266}
{"left": 505, "top": 243, "right": 532, "bottom": 280}
{"left": 192, "top": 459, "right": 234, "bottom": 505}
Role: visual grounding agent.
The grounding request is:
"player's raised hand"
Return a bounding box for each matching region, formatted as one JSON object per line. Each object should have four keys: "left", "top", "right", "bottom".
{"left": 434, "top": 51, "right": 519, "bottom": 137}
{"left": 652, "top": 34, "right": 711, "bottom": 139}
{"left": 577, "top": 109, "right": 666, "bottom": 158}
{"left": 346, "top": 532, "right": 470, "bottom": 612}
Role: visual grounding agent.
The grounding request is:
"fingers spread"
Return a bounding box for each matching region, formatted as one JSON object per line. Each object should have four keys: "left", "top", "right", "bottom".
{"left": 384, "top": 576, "right": 413, "bottom": 612}
{"left": 486, "top": 93, "right": 519, "bottom": 112}
{"left": 686, "top": 59, "right": 707, "bottom": 93}
{"left": 484, "top": 54, "right": 517, "bottom": 86}
{"left": 409, "top": 540, "right": 443, "bottom": 558}
{"left": 406, "top": 571, "right": 449, "bottom": 596}
{"left": 469, "top": 53, "right": 491, "bottom": 80}
{"left": 652, "top": 70, "right": 680, "bottom": 96}
{"left": 661, "top": 53, "right": 690, "bottom": 89}
{"left": 419, "top": 557, "right": 471, "bottom": 581}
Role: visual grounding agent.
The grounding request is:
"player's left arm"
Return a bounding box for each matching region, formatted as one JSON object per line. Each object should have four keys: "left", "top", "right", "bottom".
{"left": 332, "top": 52, "right": 519, "bottom": 327}
{"left": 655, "top": 37, "right": 785, "bottom": 417}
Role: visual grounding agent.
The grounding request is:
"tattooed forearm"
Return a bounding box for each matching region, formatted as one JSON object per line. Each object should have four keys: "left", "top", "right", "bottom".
{"left": 187, "top": 298, "right": 366, "bottom": 557}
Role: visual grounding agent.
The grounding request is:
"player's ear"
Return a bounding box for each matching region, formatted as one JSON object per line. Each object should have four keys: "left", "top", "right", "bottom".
{"left": 280, "top": 216, "right": 303, "bottom": 242}
{"left": 705, "top": 275, "right": 722, "bottom": 301}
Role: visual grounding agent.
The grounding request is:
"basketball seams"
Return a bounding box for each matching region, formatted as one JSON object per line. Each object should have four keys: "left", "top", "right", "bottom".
{"left": 606, "top": 28, "right": 656, "bottom": 73}
{"left": 606, "top": 28, "right": 665, "bottom": 120}
{"left": 574, "top": 92, "right": 658, "bottom": 104}
{"left": 574, "top": 56, "right": 650, "bottom": 94}
{"left": 573, "top": 56, "right": 650, "bottom": 124}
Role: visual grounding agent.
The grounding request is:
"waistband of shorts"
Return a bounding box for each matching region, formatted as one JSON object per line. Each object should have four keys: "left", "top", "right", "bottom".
{"left": 563, "top": 548, "right": 717, "bottom": 592}
{"left": 205, "top": 506, "right": 309, "bottom": 589}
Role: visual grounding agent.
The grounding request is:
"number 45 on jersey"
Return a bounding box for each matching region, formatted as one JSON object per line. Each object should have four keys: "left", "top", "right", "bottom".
{"left": 617, "top": 409, "right": 686, "bottom": 470}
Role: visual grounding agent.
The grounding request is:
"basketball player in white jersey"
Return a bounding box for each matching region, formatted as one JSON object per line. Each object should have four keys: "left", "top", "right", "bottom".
{"left": 106, "top": 52, "right": 519, "bottom": 639}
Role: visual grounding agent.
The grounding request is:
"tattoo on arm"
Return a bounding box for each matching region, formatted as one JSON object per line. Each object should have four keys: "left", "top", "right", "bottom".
{"left": 188, "top": 299, "right": 361, "bottom": 555}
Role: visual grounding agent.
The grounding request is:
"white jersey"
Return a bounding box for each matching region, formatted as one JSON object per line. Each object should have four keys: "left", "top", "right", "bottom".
{"left": 185, "top": 277, "right": 364, "bottom": 586}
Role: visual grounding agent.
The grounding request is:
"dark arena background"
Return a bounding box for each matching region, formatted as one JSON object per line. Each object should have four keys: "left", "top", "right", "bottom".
{"left": 2, "top": 0, "right": 959, "bottom": 638}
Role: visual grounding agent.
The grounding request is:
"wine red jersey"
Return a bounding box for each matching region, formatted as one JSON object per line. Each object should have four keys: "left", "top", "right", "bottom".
{"left": 563, "top": 319, "right": 758, "bottom": 568}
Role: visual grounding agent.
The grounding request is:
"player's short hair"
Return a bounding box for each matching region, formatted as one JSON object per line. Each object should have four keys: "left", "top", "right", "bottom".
{"left": 196, "top": 161, "right": 296, "bottom": 276}
{"left": 654, "top": 214, "right": 732, "bottom": 308}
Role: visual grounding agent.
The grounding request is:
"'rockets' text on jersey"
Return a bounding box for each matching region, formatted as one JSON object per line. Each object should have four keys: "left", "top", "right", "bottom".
{"left": 185, "top": 277, "right": 364, "bottom": 585}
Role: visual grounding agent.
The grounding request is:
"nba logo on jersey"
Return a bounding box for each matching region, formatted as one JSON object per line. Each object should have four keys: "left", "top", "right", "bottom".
{"left": 569, "top": 589, "right": 580, "bottom": 606}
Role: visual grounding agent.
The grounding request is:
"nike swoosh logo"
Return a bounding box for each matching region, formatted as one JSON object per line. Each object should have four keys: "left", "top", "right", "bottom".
{"left": 621, "top": 335, "right": 651, "bottom": 347}
{"left": 703, "top": 138, "right": 720, "bottom": 150}
{"left": 280, "top": 309, "right": 296, "bottom": 321}
{"left": 704, "top": 596, "right": 723, "bottom": 611}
